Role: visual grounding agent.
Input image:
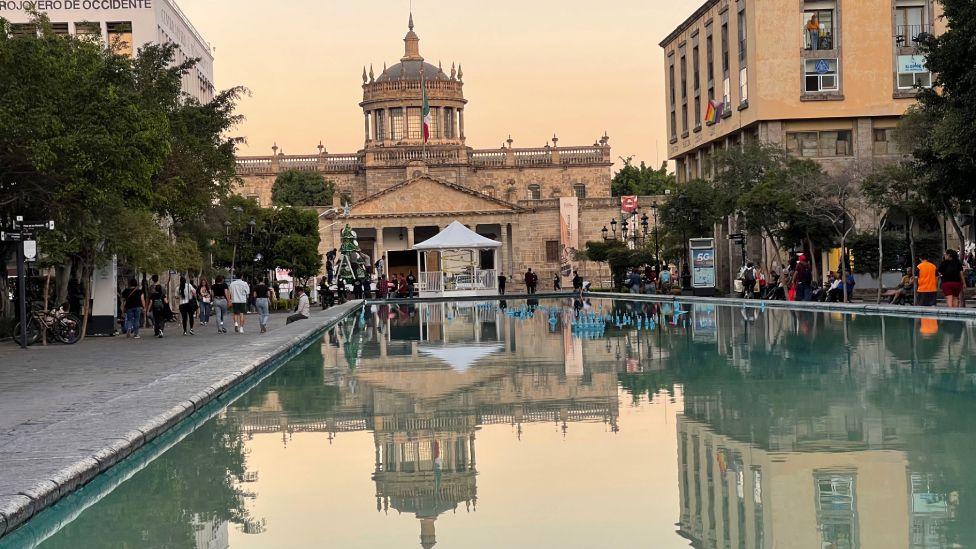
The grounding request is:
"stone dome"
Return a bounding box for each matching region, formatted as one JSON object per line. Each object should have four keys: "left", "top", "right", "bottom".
{"left": 376, "top": 60, "right": 450, "bottom": 82}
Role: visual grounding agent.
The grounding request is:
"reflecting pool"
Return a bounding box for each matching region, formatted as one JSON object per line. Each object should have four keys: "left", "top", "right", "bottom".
{"left": 13, "top": 298, "right": 976, "bottom": 548}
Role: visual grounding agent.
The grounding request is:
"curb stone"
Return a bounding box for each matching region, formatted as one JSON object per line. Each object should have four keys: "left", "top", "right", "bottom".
{"left": 0, "top": 300, "right": 362, "bottom": 541}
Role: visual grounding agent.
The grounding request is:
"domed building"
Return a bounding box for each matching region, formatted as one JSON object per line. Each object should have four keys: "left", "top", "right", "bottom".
{"left": 235, "top": 15, "right": 634, "bottom": 285}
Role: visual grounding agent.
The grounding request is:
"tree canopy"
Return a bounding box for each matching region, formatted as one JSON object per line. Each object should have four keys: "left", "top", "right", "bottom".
{"left": 611, "top": 157, "right": 675, "bottom": 196}
{"left": 271, "top": 170, "right": 335, "bottom": 207}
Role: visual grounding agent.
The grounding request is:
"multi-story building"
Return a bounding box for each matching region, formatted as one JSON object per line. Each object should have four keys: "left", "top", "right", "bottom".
{"left": 0, "top": 0, "right": 214, "bottom": 103}
{"left": 234, "top": 16, "right": 644, "bottom": 284}
{"left": 660, "top": 0, "right": 945, "bottom": 183}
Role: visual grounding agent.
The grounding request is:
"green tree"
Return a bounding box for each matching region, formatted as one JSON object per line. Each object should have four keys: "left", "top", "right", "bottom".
{"left": 897, "top": 0, "right": 976, "bottom": 246}
{"left": 611, "top": 157, "right": 676, "bottom": 196}
{"left": 271, "top": 170, "right": 335, "bottom": 207}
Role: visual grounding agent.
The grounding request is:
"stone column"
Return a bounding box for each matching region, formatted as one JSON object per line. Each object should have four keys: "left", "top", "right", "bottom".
{"left": 382, "top": 108, "right": 390, "bottom": 142}
{"left": 459, "top": 109, "right": 466, "bottom": 140}
{"left": 364, "top": 112, "right": 370, "bottom": 143}
{"left": 407, "top": 226, "right": 415, "bottom": 249}
{"left": 375, "top": 228, "right": 384, "bottom": 272}
{"left": 497, "top": 223, "right": 508, "bottom": 272}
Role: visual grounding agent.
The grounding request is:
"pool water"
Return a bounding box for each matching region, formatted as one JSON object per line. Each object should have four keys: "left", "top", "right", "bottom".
{"left": 14, "top": 298, "right": 976, "bottom": 548}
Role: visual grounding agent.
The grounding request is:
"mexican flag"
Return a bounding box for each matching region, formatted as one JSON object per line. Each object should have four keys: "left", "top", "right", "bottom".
{"left": 421, "top": 74, "right": 431, "bottom": 142}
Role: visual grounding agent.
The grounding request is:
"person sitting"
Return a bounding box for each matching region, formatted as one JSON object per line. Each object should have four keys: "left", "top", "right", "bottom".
{"left": 883, "top": 270, "right": 914, "bottom": 305}
{"left": 286, "top": 287, "right": 310, "bottom": 324}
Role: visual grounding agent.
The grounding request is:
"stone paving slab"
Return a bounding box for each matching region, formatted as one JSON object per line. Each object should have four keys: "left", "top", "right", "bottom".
{"left": 0, "top": 300, "right": 362, "bottom": 539}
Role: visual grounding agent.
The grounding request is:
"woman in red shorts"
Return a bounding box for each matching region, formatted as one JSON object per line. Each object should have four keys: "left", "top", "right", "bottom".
{"left": 938, "top": 249, "right": 964, "bottom": 307}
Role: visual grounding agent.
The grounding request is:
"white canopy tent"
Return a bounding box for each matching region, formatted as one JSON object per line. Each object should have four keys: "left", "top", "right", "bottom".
{"left": 413, "top": 221, "right": 502, "bottom": 296}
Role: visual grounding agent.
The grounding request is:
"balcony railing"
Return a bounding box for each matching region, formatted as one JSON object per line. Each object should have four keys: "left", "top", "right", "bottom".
{"left": 895, "top": 24, "right": 933, "bottom": 48}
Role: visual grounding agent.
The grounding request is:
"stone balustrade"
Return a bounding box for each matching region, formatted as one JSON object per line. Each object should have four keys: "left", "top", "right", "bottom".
{"left": 370, "top": 147, "right": 463, "bottom": 166}
{"left": 236, "top": 143, "right": 609, "bottom": 175}
{"left": 363, "top": 79, "right": 464, "bottom": 102}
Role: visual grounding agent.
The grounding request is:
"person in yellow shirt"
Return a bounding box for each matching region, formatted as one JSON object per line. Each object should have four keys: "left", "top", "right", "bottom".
{"left": 916, "top": 255, "right": 938, "bottom": 306}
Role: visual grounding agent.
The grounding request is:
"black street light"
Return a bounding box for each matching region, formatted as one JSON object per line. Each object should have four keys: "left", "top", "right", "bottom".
{"left": 650, "top": 202, "right": 661, "bottom": 268}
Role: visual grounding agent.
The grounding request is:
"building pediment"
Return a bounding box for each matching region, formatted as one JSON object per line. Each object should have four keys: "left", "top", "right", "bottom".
{"left": 347, "top": 175, "right": 522, "bottom": 217}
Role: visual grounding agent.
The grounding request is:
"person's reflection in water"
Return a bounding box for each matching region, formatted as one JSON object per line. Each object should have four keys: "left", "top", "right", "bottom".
{"left": 499, "top": 299, "right": 507, "bottom": 310}
{"left": 919, "top": 317, "right": 939, "bottom": 338}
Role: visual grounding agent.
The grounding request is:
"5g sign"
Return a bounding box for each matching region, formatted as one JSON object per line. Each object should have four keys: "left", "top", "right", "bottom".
{"left": 689, "top": 238, "right": 716, "bottom": 292}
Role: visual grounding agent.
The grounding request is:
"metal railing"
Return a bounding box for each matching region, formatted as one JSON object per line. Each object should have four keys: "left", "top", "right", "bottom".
{"left": 418, "top": 269, "right": 497, "bottom": 293}
{"left": 895, "top": 24, "right": 933, "bottom": 48}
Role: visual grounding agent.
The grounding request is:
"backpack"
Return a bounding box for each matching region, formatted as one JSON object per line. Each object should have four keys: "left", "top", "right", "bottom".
{"left": 743, "top": 268, "right": 756, "bottom": 283}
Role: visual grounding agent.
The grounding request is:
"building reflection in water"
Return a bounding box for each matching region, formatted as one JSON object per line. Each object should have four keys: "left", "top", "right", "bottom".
{"left": 229, "top": 300, "right": 628, "bottom": 548}
{"left": 223, "top": 302, "right": 976, "bottom": 549}
{"left": 672, "top": 306, "right": 972, "bottom": 549}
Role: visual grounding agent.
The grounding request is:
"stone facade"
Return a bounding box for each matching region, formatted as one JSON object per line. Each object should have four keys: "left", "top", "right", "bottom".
{"left": 234, "top": 16, "right": 629, "bottom": 286}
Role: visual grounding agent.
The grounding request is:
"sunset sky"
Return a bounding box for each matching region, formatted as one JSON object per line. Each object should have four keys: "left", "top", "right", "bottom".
{"left": 178, "top": 0, "right": 703, "bottom": 169}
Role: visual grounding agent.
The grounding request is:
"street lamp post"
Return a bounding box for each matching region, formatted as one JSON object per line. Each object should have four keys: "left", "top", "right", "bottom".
{"left": 650, "top": 202, "right": 660, "bottom": 269}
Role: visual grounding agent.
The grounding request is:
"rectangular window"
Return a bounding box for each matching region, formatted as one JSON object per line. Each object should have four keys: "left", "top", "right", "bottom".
{"left": 407, "top": 107, "right": 422, "bottom": 139}
{"left": 573, "top": 184, "right": 587, "bottom": 199}
{"left": 722, "top": 77, "right": 731, "bottom": 109}
{"left": 375, "top": 111, "right": 386, "bottom": 140}
{"left": 786, "top": 130, "right": 852, "bottom": 157}
{"left": 669, "top": 63, "right": 676, "bottom": 105}
{"left": 694, "top": 96, "right": 701, "bottom": 127}
{"left": 895, "top": 6, "right": 927, "bottom": 48}
{"left": 390, "top": 108, "right": 404, "bottom": 140}
{"left": 670, "top": 111, "right": 677, "bottom": 139}
{"left": 804, "top": 58, "right": 839, "bottom": 92}
{"left": 721, "top": 23, "right": 730, "bottom": 75}
{"left": 545, "top": 241, "right": 560, "bottom": 263}
{"left": 802, "top": 8, "right": 835, "bottom": 50}
{"left": 443, "top": 108, "right": 454, "bottom": 138}
{"left": 51, "top": 22, "right": 69, "bottom": 36}
{"left": 682, "top": 104, "right": 688, "bottom": 133}
{"left": 692, "top": 46, "right": 701, "bottom": 91}
{"left": 74, "top": 22, "right": 102, "bottom": 42}
{"left": 874, "top": 128, "right": 897, "bottom": 155}
{"left": 706, "top": 34, "right": 715, "bottom": 83}
{"left": 107, "top": 21, "right": 133, "bottom": 57}
{"left": 680, "top": 54, "right": 687, "bottom": 100}
{"left": 739, "top": 67, "right": 748, "bottom": 103}
{"left": 897, "top": 55, "right": 932, "bottom": 89}
{"left": 9, "top": 23, "right": 36, "bottom": 38}
{"left": 429, "top": 108, "right": 441, "bottom": 139}
{"left": 737, "top": 10, "right": 747, "bottom": 62}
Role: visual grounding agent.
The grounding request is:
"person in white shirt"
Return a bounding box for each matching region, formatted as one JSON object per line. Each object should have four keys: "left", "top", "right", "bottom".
{"left": 228, "top": 277, "right": 251, "bottom": 333}
{"left": 287, "top": 287, "right": 310, "bottom": 325}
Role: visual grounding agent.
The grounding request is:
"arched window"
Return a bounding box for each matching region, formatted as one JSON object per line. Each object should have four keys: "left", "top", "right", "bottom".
{"left": 481, "top": 185, "right": 496, "bottom": 198}
{"left": 573, "top": 184, "right": 587, "bottom": 199}
{"left": 528, "top": 184, "right": 541, "bottom": 200}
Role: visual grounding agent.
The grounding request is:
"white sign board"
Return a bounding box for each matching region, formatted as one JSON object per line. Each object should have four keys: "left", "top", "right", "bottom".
{"left": 23, "top": 240, "right": 37, "bottom": 262}
{"left": 898, "top": 55, "right": 927, "bottom": 74}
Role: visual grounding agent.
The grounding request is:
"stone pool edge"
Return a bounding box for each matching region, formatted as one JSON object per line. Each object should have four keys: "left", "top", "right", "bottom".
{"left": 0, "top": 299, "right": 364, "bottom": 540}
{"left": 586, "top": 291, "right": 976, "bottom": 319}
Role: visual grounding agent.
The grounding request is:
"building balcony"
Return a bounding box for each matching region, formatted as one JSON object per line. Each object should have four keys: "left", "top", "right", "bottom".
{"left": 895, "top": 24, "right": 933, "bottom": 49}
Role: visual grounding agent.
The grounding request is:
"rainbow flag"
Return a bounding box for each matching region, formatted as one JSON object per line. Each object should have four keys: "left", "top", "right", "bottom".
{"left": 705, "top": 99, "right": 725, "bottom": 124}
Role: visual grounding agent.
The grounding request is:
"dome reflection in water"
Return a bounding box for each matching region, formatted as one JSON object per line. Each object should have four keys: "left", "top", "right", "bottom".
{"left": 29, "top": 299, "right": 976, "bottom": 549}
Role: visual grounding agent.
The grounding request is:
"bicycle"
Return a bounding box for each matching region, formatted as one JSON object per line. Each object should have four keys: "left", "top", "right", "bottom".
{"left": 14, "top": 307, "right": 82, "bottom": 346}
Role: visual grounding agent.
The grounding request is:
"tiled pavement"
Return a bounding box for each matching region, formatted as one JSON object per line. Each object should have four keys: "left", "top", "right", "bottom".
{"left": 0, "top": 301, "right": 362, "bottom": 539}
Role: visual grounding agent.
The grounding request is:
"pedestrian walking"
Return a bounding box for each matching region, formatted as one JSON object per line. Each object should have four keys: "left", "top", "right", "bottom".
{"left": 916, "top": 254, "right": 938, "bottom": 306}
{"left": 212, "top": 275, "right": 230, "bottom": 333}
{"left": 122, "top": 278, "right": 146, "bottom": 339}
{"left": 572, "top": 270, "right": 584, "bottom": 296}
{"left": 229, "top": 276, "right": 251, "bottom": 333}
{"left": 939, "top": 249, "right": 964, "bottom": 308}
{"left": 287, "top": 287, "right": 310, "bottom": 324}
{"left": 254, "top": 278, "right": 272, "bottom": 333}
{"left": 553, "top": 273, "right": 561, "bottom": 291}
{"left": 628, "top": 269, "right": 641, "bottom": 294}
{"left": 498, "top": 273, "right": 507, "bottom": 295}
{"left": 524, "top": 268, "right": 537, "bottom": 294}
{"left": 178, "top": 275, "right": 197, "bottom": 335}
{"left": 197, "top": 279, "right": 212, "bottom": 326}
{"left": 406, "top": 271, "right": 416, "bottom": 297}
{"left": 149, "top": 275, "right": 168, "bottom": 338}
